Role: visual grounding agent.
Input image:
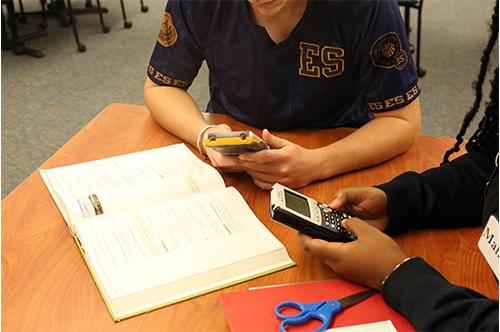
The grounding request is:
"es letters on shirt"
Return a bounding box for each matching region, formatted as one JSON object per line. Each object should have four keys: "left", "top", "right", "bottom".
{"left": 299, "top": 42, "right": 344, "bottom": 78}
{"left": 148, "top": 65, "right": 191, "bottom": 89}
{"left": 478, "top": 215, "right": 499, "bottom": 278}
{"left": 368, "top": 84, "right": 420, "bottom": 112}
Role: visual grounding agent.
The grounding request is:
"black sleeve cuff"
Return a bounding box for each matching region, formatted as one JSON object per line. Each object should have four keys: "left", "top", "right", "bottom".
{"left": 382, "top": 257, "right": 499, "bottom": 331}
{"left": 382, "top": 257, "right": 450, "bottom": 311}
{"left": 376, "top": 149, "right": 494, "bottom": 235}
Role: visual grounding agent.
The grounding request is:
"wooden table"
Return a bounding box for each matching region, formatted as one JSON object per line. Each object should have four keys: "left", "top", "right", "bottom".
{"left": 3, "top": 104, "right": 497, "bottom": 331}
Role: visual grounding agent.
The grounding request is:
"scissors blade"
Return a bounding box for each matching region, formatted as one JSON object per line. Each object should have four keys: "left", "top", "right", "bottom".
{"left": 338, "top": 289, "right": 378, "bottom": 309}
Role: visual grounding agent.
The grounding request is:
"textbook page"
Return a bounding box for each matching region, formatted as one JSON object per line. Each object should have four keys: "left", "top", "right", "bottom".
{"left": 75, "top": 186, "right": 294, "bottom": 320}
{"left": 40, "top": 144, "right": 225, "bottom": 228}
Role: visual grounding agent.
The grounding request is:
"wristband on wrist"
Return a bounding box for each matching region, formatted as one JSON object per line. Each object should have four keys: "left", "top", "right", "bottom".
{"left": 380, "top": 257, "right": 412, "bottom": 290}
{"left": 196, "top": 124, "right": 216, "bottom": 159}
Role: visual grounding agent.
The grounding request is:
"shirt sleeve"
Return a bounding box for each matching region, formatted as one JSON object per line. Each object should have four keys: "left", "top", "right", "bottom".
{"left": 353, "top": 0, "right": 420, "bottom": 113}
{"left": 147, "top": 0, "right": 205, "bottom": 90}
{"left": 376, "top": 147, "right": 495, "bottom": 234}
{"left": 383, "top": 257, "right": 499, "bottom": 331}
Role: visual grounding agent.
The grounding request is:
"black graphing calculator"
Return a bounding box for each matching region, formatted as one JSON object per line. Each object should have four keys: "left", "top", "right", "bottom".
{"left": 270, "top": 184, "right": 356, "bottom": 242}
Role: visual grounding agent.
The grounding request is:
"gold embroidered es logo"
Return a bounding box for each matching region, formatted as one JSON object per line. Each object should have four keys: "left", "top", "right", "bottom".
{"left": 370, "top": 32, "right": 408, "bottom": 70}
{"left": 157, "top": 12, "right": 178, "bottom": 47}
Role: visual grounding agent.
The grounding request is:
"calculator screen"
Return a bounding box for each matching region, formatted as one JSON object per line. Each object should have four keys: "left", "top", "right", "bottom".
{"left": 284, "top": 190, "right": 310, "bottom": 218}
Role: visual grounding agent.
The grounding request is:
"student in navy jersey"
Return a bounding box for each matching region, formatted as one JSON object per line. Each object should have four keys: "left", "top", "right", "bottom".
{"left": 144, "top": 0, "right": 421, "bottom": 190}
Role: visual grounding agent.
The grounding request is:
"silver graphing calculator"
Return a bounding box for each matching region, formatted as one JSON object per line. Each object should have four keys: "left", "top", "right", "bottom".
{"left": 270, "top": 183, "right": 356, "bottom": 242}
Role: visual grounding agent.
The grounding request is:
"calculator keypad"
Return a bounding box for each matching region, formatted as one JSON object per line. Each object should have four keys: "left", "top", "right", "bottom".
{"left": 318, "top": 204, "right": 356, "bottom": 240}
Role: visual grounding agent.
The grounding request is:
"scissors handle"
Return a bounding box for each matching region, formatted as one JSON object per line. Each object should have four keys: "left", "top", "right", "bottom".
{"left": 274, "top": 301, "right": 308, "bottom": 319}
{"left": 275, "top": 300, "right": 341, "bottom": 332}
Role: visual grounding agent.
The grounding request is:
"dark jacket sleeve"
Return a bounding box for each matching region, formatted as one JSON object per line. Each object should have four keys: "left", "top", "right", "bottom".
{"left": 377, "top": 147, "right": 495, "bottom": 234}
{"left": 383, "top": 257, "right": 499, "bottom": 331}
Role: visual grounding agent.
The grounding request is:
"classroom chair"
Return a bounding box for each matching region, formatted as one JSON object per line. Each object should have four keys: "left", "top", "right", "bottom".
{"left": 1, "top": 0, "right": 47, "bottom": 57}
{"left": 13, "top": 0, "right": 108, "bottom": 52}
{"left": 398, "top": 0, "right": 426, "bottom": 77}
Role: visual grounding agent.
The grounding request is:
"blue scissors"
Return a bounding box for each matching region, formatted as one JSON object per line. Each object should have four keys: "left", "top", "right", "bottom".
{"left": 274, "top": 289, "right": 378, "bottom": 332}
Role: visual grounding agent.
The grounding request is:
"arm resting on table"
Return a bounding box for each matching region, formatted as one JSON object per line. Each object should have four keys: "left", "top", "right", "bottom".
{"left": 144, "top": 77, "right": 210, "bottom": 147}
{"left": 313, "top": 98, "right": 421, "bottom": 181}
{"left": 378, "top": 146, "right": 496, "bottom": 234}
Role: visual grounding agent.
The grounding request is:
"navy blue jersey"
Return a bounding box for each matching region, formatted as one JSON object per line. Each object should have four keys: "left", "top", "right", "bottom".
{"left": 148, "top": 0, "right": 420, "bottom": 130}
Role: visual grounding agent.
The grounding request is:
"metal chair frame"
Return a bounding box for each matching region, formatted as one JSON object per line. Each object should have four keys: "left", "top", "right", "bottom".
{"left": 10, "top": 0, "right": 148, "bottom": 54}
{"left": 399, "top": 0, "right": 426, "bottom": 77}
{"left": 1, "top": 0, "right": 47, "bottom": 57}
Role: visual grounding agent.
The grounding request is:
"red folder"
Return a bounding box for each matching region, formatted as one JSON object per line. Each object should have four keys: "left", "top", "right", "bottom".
{"left": 220, "top": 279, "right": 414, "bottom": 331}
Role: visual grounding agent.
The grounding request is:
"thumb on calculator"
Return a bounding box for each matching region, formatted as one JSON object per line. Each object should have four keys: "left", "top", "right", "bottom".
{"left": 262, "top": 129, "right": 290, "bottom": 149}
{"left": 341, "top": 218, "right": 374, "bottom": 238}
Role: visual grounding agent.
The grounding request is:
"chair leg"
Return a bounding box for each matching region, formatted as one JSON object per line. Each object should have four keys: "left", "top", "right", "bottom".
{"left": 415, "top": 6, "right": 426, "bottom": 77}
{"left": 2, "top": 8, "right": 9, "bottom": 50}
{"left": 17, "top": 0, "right": 26, "bottom": 22}
{"left": 95, "top": 0, "right": 110, "bottom": 33}
{"left": 48, "top": 0, "right": 70, "bottom": 27}
{"left": 404, "top": 6, "right": 411, "bottom": 37}
{"left": 140, "top": 0, "right": 148, "bottom": 12}
{"left": 403, "top": 5, "right": 416, "bottom": 54}
{"left": 3, "top": 0, "right": 44, "bottom": 57}
{"left": 120, "top": 0, "right": 132, "bottom": 29}
{"left": 66, "top": 0, "right": 86, "bottom": 52}
{"left": 4, "top": 2, "right": 19, "bottom": 49}
{"left": 39, "top": 0, "right": 48, "bottom": 29}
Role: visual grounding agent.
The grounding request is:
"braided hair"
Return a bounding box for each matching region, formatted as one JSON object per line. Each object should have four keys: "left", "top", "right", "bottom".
{"left": 465, "top": 68, "right": 499, "bottom": 152}
{"left": 442, "top": 0, "right": 499, "bottom": 164}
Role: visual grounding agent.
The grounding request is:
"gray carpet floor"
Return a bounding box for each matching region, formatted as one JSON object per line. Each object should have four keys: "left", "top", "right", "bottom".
{"left": 2, "top": 0, "right": 498, "bottom": 198}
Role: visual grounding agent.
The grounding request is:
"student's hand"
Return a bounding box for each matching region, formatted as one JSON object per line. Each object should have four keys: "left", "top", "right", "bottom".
{"left": 204, "top": 124, "right": 246, "bottom": 172}
{"left": 238, "top": 129, "right": 317, "bottom": 190}
{"left": 329, "top": 186, "right": 389, "bottom": 231}
{"left": 298, "top": 218, "right": 408, "bottom": 290}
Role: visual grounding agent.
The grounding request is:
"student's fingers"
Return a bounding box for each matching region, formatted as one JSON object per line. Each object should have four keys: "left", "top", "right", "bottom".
{"left": 297, "top": 232, "right": 343, "bottom": 260}
{"left": 206, "top": 149, "right": 245, "bottom": 171}
{"left": 213, "top": 123, "right": 232, "bottom": 132}
{"left": 240, "top": 159, "right": 280, "bottom": 173}
{"left": 329, "top": 187, "right": 389, "bottom": 220}
{"left": 362, "top": 218, "right": 390, "bottom": 232}
{"left": 262, "top": 129, "right": 290, "bottom": 149}
{"left": 329, "top": 191, "right": 348, "bottom": 209}
{"left": 205, "top": 148, "right": 222, "bottom": 165}
{"left": 206, "top": 149, "right": 232, "bottom": 165}
{"left": 246, "top": 169, "right": 280, "bottom": 185}
{"left": 329, "top": 188, "right": 368, "bottom": 209}
{"left": 205, "top": 123, "right": 232, "bottom": 137}
{"left": 341, "top": 218, "right": 376, "bottom": 239}
{"left": 239, "top": 147, "right": 286, "bottom": 163}
{"left": 252, "top": 178, "right": 273, "bottom": 190}
{"left": 247, "top": 169, "right": 308, "bottom": 189}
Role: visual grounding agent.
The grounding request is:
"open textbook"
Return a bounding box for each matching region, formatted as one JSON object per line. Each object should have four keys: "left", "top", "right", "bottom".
{"left": 40, "top": 144, "right": 294, "bottom": 321}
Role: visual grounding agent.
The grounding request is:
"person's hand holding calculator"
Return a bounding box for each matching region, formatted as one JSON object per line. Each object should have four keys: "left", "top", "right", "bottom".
{"left": 202, "top": 125, "right": 249, "bottom": 172}
{"left": 295, "top": 185, "right": 408, "bottom": 290}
